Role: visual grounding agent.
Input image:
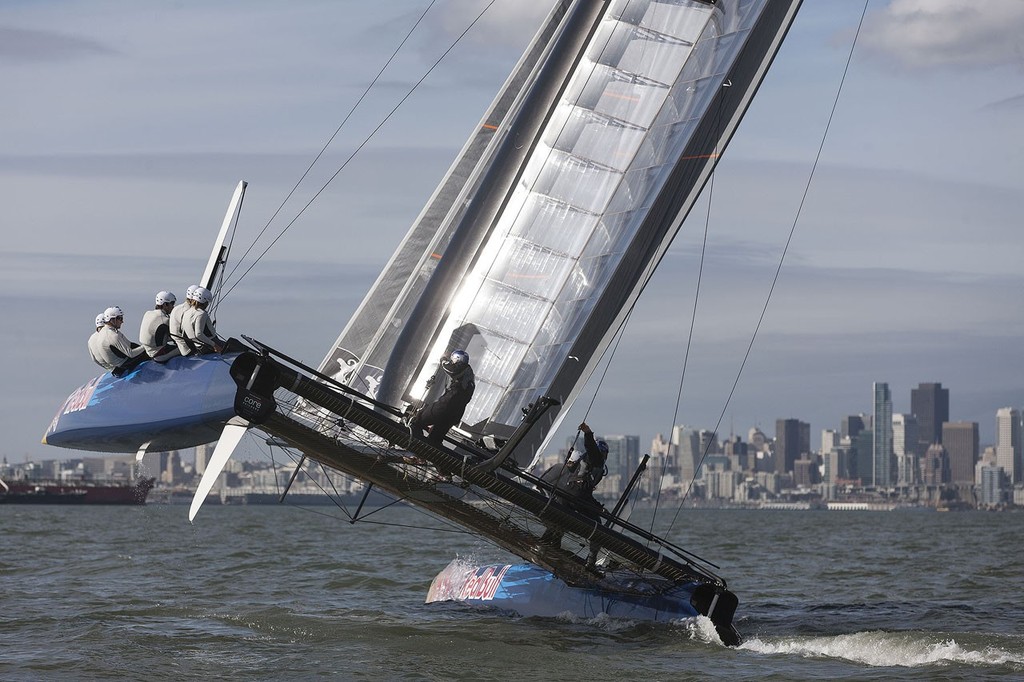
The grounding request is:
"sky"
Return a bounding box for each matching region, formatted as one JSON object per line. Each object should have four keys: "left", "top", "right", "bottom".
{"left": 2, "top": 0, "right": 1023, "bottom": 464}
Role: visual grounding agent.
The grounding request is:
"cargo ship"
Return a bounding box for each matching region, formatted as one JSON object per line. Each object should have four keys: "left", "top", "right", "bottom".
{"left": 0, "top": 476, "right": 155, "bottom": 505}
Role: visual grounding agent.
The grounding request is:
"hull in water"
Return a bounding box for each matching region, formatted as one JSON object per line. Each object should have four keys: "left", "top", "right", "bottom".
{"left": 42, "top": 354, "right": 239, "bottom": 453}
{"left": 427, "top": 560, "right": 739, "bottom": 644}
{"left": 0, "top": 477, "right": 155, "bottom": 505}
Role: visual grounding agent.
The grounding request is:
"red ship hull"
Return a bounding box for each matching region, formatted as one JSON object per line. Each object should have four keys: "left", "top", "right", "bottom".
{"left": 0, "top": 477, "right": 155, "bottom": 505}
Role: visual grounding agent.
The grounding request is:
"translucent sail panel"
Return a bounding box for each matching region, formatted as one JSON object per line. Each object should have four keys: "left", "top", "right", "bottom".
{"left": 412, "top": 0, "right": 719, "bottom": 417}
{"left": 416, "top": 0, "right": 779, "bottom": 433}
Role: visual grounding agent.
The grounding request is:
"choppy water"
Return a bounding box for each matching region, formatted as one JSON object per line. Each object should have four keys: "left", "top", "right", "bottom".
{"left": 2, "top": 503, "right": 1022, "bottom": 680}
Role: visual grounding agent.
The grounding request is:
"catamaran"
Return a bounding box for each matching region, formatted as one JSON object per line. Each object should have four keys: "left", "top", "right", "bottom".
{"left": 44, "top": 0, "right": 805, "bottom": 646}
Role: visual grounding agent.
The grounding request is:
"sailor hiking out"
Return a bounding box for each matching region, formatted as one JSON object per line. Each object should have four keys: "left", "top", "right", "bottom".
{"left": 88, "top": 306, "right": 148, "bottom": 376}
{"left": 169, "top": 284, "right": 198, "bottom": 356}
{"left": 408, "top": 349, "right": 475, "bottom": 446}
{"left": 139, "top": 290, "right": 180, "bottom": 362}
{"left": 182, "top": 286, "right": 224, "bottom": 355}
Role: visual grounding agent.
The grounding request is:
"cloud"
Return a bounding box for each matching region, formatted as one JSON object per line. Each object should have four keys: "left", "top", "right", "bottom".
{"left": 860, "top": 0, "right": 1024, "bottom": 69}
{"left": 422, "top": 0, "right": 551, "bottom": 49}
{"left": 0, "top": 26, "right": 115, "bottom": 63}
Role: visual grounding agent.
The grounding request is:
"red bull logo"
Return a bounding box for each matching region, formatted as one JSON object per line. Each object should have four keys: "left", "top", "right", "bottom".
{"left": 63, "top": 377, "right": 100, "bottom": 414}
{"left": 457, "top": 565, "right": 511, "bottom": 601}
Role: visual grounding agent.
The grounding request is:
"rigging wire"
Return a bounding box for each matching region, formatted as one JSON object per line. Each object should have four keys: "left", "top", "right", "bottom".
{"left": 221, "top": 0, "right": 438, "bottom": 290}
{"left": 219, "top": 0, "right": 498, "bottom": 304}
{"left": 648, "top": 157, "right": 716, "bottom": 536}
{"left": 665, "top": 0, "right": 872, "bottom": 537}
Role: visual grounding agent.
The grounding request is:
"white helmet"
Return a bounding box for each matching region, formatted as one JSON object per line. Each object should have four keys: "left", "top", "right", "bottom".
{"left": 449, "top": 349, "right": 469, "bottom": 365}
{"left": 103, "top": 306, "right": 124, "bottom": 322}
{"left": 190, "top": 286, "right": 212, "bottom": 305}
{"left": 95, "top": 313, "right": 105, "bottom": 328}
{"left": 185, "top": 284, "right": 199, "bottom": 299}
{"left": 156, "top": 291, "right": 176, "bottom": 306}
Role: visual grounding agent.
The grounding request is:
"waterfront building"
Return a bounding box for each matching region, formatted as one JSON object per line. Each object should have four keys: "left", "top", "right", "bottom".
{"left": 921, "top": 443, "right": 949, "bottom": 486}
{"left": 673, "top": 426, "right": 701, "bottom": 486}
{"left": 603, "top": 434, "right": 640, "bottom": 484}
{"left": 911, "top": 382, "right": 949, "bottom": 455}
{"left": 774, "top": 418, "right": 808, "bottom": 475}
{"left": 722, "top": 435, "right": 749, "bottom": 471}
{"left": 748, "top": 427, "right": 768, "bottom": 454}
{"left": 893, "top": 413, "right": 919, "bottom": 486}
{"left": 793, "top": 458, "right": 818, "bottom": 487}
{"left": 873, "top": 383, "right": 894, "bottom": 488}
{"left": 852, "top": 429, "right": 873, "bottom": 486}
{"left": 841, "top": 414, "right": 866, "bottom": 440}
{"left": 995, "top": 407, "right": 1022, "bottom": 484}
{"left": 821, "top": 429, "right": 839, "bottom": 454}
{"left": 195, "top": 443, "right": 212, "bottom": 476}
{"left": 978, "top": 463, "right": 1005, "bottom": 507}
{"left": 942, "top": 421, "right": 979, "bottom": 486}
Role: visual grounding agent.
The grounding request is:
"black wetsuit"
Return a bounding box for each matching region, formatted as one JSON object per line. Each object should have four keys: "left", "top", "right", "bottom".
{"left": 410, "top": 362, "right": 475, "bottom": 445}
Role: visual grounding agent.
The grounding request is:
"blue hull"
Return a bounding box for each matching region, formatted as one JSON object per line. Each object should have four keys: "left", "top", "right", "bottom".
{"left": 427, "top": 561, "right": 703, "bottom": 622}
{"left": 42, "top": 354, "right": 239, "bottom": 453}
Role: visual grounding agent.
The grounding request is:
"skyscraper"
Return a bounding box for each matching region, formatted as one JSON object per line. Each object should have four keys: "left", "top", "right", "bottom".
{"left": 841, "top": 415, "right": 865, "bottom": 440}
{"left": 995, "top": 407, "right": 1022, "bottom": 484}
{"left": 893, "top": 413, "right": 919, "bottom": 486}
{"left": 942, "top": 421, "right": 979, "bottom": 486}
{"left": 872, "top": 383, "right": 893, "bottom": 488}
{"left": 775, "top": 418, "right": 804, "bottom": 475}
{"left": 603, "top": 434, "right": 641, "bottom": 482}
{"left": 911, "top": 382, "right": 949, "bottom": 454}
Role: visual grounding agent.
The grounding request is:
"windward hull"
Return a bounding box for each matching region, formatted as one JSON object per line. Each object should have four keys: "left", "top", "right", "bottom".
{"left": 42, "top": 354, "right": 239, "bottom": 453}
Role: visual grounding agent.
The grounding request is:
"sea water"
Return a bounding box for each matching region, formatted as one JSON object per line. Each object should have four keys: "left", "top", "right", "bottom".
{"left": 2, "top": 503, "right": 1021, "bottom": 680}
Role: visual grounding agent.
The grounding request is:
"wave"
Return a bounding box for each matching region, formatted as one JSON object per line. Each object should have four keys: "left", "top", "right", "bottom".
{"left": 740, "top": 630, "right": 1024, "bottom": 669}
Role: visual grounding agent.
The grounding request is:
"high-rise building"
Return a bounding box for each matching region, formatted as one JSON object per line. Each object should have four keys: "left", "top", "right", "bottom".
{"left": 893, "top": 413, "right": 919, "bottom": 486}
{"left": 821, "top": 429, "right": 839, "bottom": 454}
{"left": 195, "top": 443, "right": 212, "bottom": 476}
{"left": 921, "top": 443, "right": 949, "bottom": 486}
{"left": 603, "top": 434, "right": 640, "bottom": 483}
{"left": 995, "top": 407, "right": 1022, "bottom": 484}
{"left": 774, "top": 418, "right": 805, "bottom": 475}
{"left": 841, "top": 415, "right": 865, "bottom": 440}
{"left": 911, "top": 382, "right": 949, "bottom": 454}
{"left": 672, "top": 425, "right": 700, "bottom": 487}
{"left": 979, "top": 464, "right": 1005, "bottom": 506}
{"left": 872, "top": 383, "right": 893, "bottom": 488}
{"left": 942, "top": 421, "right": 979, "bottom": 486}
{"left": 851, "top": 429, "right": 873, "bottom": 486}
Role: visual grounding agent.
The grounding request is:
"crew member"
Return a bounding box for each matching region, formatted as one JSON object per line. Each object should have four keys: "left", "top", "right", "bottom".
{"left": 566, "top": 421, "right": 608, "bottom": 510}
{"left": 139, "top": 290, "right": 180, "bottom": 362}
{"left": 87, "top": 313, "right": 106, "bottom": 367}
{"left": 538, "top": 422, "right": 608, "bottom": 566}
{"left": 92, "top": 306, "right": 148, "bottom": 376}
{"left": 409, "top": 349, "right": 475, "bottom": 446}
{"left": 169, "top": 284, "right": 198, "bottom": 356}
{"left": 184, "top": 286, "right": 224, "bottom": 354}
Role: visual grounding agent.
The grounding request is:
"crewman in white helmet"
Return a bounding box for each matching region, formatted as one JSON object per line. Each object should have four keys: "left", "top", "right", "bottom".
{"left": 169, "top": 284, "right": 199, "bottom": 356}
{"left": 139, "top": 290, "right": 180, "bottom": 362}
{"left": 183, "top": 286, "right": 224, "bottom": 354}
{"left": 87, "top": 313, "right": 106, "bottom": 367}
{"left": 92, "top": 306, "right": 147, "bottom": 376}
